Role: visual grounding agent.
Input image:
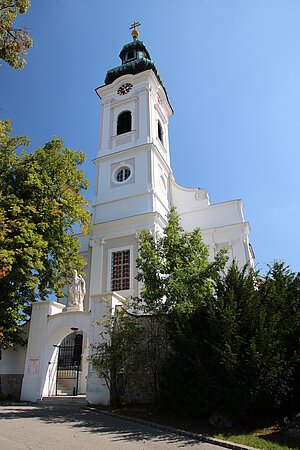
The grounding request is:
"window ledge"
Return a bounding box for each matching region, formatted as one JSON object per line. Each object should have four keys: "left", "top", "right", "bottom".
{"left": 155, "top": 137, "right": 167, "bottom": 153}
{"left": 111, "top": 289, "right": 134, "bottom": 298}
{"left": 111, "top": 130, "right": 136, "bottom": 140}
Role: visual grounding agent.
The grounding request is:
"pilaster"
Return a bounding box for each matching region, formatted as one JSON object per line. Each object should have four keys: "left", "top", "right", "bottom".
{"left": 99, "top": 99, "right": 111, "bottom": 154}
{"left": 137, "top": 86, "right": 149, "bottom": 143}
{"left": 89, "top": 238, "right": 105, "bottom": 300}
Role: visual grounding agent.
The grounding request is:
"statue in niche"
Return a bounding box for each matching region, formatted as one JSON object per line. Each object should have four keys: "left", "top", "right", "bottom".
{"left": 68, "top": 269, "right": 85, "bottom": 311}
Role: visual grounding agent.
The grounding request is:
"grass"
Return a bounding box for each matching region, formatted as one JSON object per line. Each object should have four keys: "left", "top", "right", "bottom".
{"left": 99, "top": 406, "right": 300, "bottom": 450}
{"left": 214, "top": 428, "right": 298, "bottom": 450}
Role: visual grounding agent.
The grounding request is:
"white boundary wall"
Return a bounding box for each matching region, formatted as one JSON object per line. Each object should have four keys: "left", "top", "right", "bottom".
{"left": 20, "top": 293, "right": 123, "bottom": 404}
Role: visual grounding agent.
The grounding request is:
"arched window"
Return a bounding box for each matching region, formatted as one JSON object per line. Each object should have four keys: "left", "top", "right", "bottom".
{"left": 117, "top": 111, "right": 132, "bottom": 135}
{"left": 158, "top": 120, "right": 163, "bottom": 143}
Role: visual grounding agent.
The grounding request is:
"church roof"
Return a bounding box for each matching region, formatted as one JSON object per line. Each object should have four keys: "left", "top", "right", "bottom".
{"left": 104, "top": 37, "right": 170, "bottom": 103}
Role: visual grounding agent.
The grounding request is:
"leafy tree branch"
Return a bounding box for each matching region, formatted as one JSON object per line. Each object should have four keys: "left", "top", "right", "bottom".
{"left": 0, "top": 0, "right": 33, "bottom": 69}
{"left": 0, "top": 120, "right": 91, "bottom": 350}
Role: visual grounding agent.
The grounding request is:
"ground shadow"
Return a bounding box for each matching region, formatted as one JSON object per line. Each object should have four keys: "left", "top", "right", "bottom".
{"left": 0, "top": 403, "right": 220, "bottom": 448}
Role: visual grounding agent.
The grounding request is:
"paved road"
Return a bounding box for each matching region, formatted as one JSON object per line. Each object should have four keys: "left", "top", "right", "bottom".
{"left": 0, "top": 403, "right": 227, "bottom": 450}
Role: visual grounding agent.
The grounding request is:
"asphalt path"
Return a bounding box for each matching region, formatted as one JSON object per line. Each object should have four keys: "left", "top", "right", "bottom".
{"left": 0, "top": 403, "right": 227, "bottom": 450}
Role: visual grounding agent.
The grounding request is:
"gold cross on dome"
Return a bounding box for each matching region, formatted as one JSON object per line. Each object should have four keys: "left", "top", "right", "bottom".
{"left": 130, "top": 21, "right": 141, "bottom": 38}
{"left": 130, "top": 21, "right": 141, "bottom": 31}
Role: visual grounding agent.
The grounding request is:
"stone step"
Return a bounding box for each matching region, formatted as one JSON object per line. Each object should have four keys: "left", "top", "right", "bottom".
{"left": 56, "top": 390, "right": 71, "bottom": 396}
{"left": 39, "top": 396, "right": 87, "bottom": 406}
{"left": 56, "top": 381, "right": 75, "bottom": 395}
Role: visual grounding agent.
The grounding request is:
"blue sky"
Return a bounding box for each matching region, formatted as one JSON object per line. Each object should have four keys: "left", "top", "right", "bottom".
{"left": 1, "top": 0, "right": 299, "bottom": 274}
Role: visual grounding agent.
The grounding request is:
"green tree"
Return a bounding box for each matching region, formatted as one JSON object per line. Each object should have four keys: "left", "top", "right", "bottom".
{"left": 161, "top": 260, "right": 300, "bottom": 419}
{"left": 136, "top": 206, "right": 300, "bottom": 419}
{"left": 0, "top": 0, "right": 33, "bottom": 69}
{"left": 201, "top": 262, "right": 263, "bottom": 417}
{"left": 251, "top": 262, "right": 300, "bottom": 415}
{"left": 136, "top": 206, "right": 227, "bottom": 404}
{"left": 202, "top": 261, "right": 300, "bottom": 418}
{"left": 137, "top": 206, "right": 227, "bottom": 315}
{"left": 0, "top": 120, "right": 91, "bottom": 350}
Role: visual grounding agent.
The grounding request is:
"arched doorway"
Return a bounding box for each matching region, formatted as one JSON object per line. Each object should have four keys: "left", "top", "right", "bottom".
{"left": 42, "top": 319, "right": 91, "bottom": 399}
{"left": 55, "top": 330, "right": 88, "bottom": 396}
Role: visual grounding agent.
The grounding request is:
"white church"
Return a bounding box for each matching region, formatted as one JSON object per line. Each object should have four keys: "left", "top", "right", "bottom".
{"left": 0, "top": 25, "right": 254, "bottom": 405}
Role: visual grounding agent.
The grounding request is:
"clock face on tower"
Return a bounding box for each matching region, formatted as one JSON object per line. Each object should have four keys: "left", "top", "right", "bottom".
{"left": 117, "top": 83, "right": 133, "bottom": 96}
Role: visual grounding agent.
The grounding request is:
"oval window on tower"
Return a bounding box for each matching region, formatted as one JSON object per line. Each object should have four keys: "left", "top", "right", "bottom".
{"left": 117, "top": 111, "right": 132, "bottom": 135}
{"left": 115, "top": 167, "right": 131, "bottom": 183}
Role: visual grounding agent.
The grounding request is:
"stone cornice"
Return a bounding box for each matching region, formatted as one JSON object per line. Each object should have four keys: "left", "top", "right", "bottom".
{"left": 200, "top": 221, "right": 251, "bottom": 236}
{"left": 90, "top": 211, "right": 167, "bottom": 239}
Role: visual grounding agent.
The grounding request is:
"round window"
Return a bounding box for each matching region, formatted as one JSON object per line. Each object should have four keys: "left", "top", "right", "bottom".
{"left": 116, "top": 167, "right": 131, "bottom": 183}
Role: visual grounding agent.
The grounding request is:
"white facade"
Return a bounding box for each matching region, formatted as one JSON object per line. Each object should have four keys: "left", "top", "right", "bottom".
{"left": 0, "top": 34, "right": 253, "bottom": 404}
{"left": 171, "top": 179, "right": 253, "bottom": 267}
{"left": 87, "top": 62, "right": 253, "bottom": 311}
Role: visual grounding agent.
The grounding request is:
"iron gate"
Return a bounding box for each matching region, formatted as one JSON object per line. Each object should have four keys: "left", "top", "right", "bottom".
{"left": 56, "top": 334, "right": 83, "bottom": 396}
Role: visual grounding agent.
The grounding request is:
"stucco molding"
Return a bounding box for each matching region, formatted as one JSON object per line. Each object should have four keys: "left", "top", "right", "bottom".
{"left": 195, "top": 189, "right": 209, "bottom": 201}
{"left": 89, "top": 238, "right": 105, "bottom": 247}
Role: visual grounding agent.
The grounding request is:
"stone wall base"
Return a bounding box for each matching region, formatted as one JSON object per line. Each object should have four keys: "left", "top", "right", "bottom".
{"left": 0, "top": 374, "right": 23, "bottom": 400}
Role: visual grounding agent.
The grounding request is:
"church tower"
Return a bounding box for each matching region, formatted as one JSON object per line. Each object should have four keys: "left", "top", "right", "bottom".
{"left": 87, "top": 23, "right": 254, "bottom": 307}
{"left": 88, "top": 24, "right": 173, "bottom": 303}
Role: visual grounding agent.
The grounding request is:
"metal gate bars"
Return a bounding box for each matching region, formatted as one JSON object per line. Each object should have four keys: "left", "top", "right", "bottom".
{"left": 56, "top": 334, "right": 83, "bottom": 396}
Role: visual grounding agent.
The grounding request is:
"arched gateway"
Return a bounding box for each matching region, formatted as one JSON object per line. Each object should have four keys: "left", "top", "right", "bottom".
{"left": 20, "top": 293, "right": 124, "bottom": 405}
